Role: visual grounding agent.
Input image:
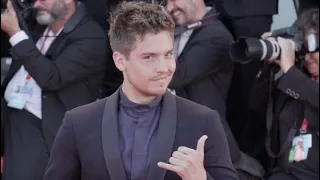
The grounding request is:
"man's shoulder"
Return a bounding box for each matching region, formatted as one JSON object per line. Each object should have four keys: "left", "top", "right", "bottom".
{"left": 192, "top": 18, "right": 233, "bottom": 44}
{"left": 175, "top": 95, "right": 220, "bottom": 119}
{"left": 69, "top": 14, "right": 106, "bottom": 39}
{"left": 68, "top": 98, "right": 107, "bottom": 124}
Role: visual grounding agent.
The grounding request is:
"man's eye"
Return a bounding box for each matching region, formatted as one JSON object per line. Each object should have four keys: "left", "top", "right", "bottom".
{"left": 166, "top": 52, "right": 173, "bottom": 57}
{"left": 144, "top": 56, "right": 153, "bottom": 60}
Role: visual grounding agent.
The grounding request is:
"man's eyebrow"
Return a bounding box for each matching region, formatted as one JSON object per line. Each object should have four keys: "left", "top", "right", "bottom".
{"left": 141, "top": 52, "right": 157, "bottom": 56}
{"left": 140, "top": 49, "right": 174, "bottom": 56}
{"left": 166, "top": 49, "right": 174, "bottom": 53}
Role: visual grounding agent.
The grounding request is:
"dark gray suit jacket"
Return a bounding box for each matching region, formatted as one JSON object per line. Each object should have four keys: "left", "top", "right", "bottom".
{"left": 214, "top": 0, "right": 278, "bottom": 17}
{"left": 1, "top": 4, "right": 107, "bottom": 151}
{"left": 44, "top": 89, "right": 239, "bottom": 180}
{"left": 168, "top": 8, "right": 241, "bottom": 162}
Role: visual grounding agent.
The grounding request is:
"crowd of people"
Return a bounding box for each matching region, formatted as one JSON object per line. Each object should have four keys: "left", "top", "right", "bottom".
{"left": 0, "top": 0, "right": 319, "bottom": 180}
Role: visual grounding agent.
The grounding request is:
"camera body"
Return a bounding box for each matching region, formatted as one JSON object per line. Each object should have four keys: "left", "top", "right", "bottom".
{"left": 229, "top": 26, "right": 319, "bottom": 64}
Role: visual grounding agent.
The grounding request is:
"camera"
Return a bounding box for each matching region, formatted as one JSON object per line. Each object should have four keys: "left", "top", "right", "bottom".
{"left": 1, "top": 0, "right": 32, "bottom": 12}
{"left": 229, "top": 26, "right": 319, "bottom": 64}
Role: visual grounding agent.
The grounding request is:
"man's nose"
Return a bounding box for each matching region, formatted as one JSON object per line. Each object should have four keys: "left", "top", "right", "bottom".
{"left": 166, "top": 1, "right": 176, "bottom": 13}
{"left": 305, "top": 53, "right": 311, "bottom": 61}
{"left": 33, "top": 0, "right": 41, "bottom": 8}
{"left": 156, "top": 59, "right": 170, "bottom": 73}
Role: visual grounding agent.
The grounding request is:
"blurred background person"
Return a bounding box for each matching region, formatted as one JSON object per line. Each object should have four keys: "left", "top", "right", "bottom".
{"left": 165, "top": 0, "right": 265, "bottom": 179}
{"left": 254, "top": 8, "right": 319, "bottom": 180}
{"left": 0, "top": 0, "right": 107, "bottom": 179}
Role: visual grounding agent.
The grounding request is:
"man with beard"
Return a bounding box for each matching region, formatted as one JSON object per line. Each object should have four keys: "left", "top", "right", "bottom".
{"left": 43, "top": 2, "right": 238, "bottom": 180}
{"left": 0, "top": 0, "right": 107, "bottom": 179}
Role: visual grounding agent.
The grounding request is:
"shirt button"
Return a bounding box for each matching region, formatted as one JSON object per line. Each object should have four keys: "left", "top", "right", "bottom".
{"left": 286, "top": 88, "right": 292, "bottom": 95}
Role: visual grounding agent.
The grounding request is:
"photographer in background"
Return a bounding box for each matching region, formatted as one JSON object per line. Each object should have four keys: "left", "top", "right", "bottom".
{"left": 211, "top": 0, "right": 278, "bottom": 146}
{"left": 0, "top": 0, "right": 107, "bottom": 179}
{"left": 256, "top": 8, "right": 319, "bottom": 180}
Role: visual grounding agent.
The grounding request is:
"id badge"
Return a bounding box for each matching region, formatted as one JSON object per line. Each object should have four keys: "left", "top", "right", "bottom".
{"left": 292, "top": 134, "right": 312, "bottom": 148}
{"left": 291, "top": 134, "right": 312, "bottom": 162}
{"left": 7, "top": 92, "right": 31, "bottom": 110}
{"left": 19, "top": 86, "right": 33, "bottom": 95}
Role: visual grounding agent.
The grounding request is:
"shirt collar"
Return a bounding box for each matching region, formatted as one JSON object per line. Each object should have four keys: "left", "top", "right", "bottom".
{"left": 119, "top": 88, "right": 162, "bottom": 112}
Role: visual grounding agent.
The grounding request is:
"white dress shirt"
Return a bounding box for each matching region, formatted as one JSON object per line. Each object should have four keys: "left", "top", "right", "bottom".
{"left": 4, "top": 28, "right": 62, "bottom": 119}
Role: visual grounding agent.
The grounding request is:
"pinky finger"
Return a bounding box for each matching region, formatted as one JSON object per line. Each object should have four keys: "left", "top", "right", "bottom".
{"left": 157, "top": 162, "right": 183, "bottom": 174}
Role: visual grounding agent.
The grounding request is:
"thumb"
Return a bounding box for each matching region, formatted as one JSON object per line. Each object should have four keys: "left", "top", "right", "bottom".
{"left": 7, "top": 0, "right": 14, "bottom": 12}
{"left": 261, "top": 32, "right": 272, "bottom": 39}
{"left": 196, "top": 135, "right": 208, "bottom": 154}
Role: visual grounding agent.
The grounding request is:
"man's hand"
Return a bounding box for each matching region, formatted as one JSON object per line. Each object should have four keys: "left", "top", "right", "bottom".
{"left": 158, "top": 135, "right": 208, "bottom": 180}
{"left": 1, "top": 0, "right": 21, "bottom": 37}
{"left": 261, "top": 32, "right": 296, "bottom": 73}
{"left": 276, "top": 37, "right": 296, "bottom": 73}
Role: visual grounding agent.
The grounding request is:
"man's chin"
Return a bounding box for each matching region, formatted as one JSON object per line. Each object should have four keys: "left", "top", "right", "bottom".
{"left": 36, "top": 15, "right": 56, "bottom": 25}
{"left": 147, "top": 86, "right": 168, "bottom": 96}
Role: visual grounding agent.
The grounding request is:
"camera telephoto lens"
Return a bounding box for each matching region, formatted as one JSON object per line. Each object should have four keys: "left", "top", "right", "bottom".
{"left": 230, "top": 37, "right": 281, "bottom": 64}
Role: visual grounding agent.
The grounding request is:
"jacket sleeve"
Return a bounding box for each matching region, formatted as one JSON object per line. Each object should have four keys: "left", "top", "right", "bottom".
{"left": 169, "top": 35, "right": 232, "bottom": 89}
{"left": 43, "top": 111, "right": 81, "bottom": 180}
{"left": 277, "top": 66, "right": 319, "bottom": 110}
{"left": 204, "top": 111, "right": 239, "bottom": 180}
{"left": 10, "top": 32, "right": 107, "bottom": 91}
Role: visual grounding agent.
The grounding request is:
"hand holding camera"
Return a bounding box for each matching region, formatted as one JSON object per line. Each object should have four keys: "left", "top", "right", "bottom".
{"left": 229, "top": 26, "right": 319, "bottom": 68}
{"left": 262, "top": 33, "right": 296, "bottom": 73}
{"left": 1, "top": 0, "right": 21, "bottom": 37}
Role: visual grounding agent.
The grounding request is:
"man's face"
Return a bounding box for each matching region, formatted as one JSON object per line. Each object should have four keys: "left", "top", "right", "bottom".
{"left": 116, "top": 31, "right": 176, "bottom": 97}
{"left": 304, "top": 31, "right": 319, "bottom": 78}
{"left": 33, "top": 0, "right": 68, "bottom": 25}
{"left": 165, "top": 0, "right": 196, "bottom": 26}
{"left": 305, "top": 51, "right": 319, "bottom": 77}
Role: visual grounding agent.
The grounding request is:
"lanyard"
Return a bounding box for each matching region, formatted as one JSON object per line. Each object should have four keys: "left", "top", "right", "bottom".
{"left": 299, "top": 76, "right": 317, "bottom": 134}
{"left": 174, "top": 12, "right": 220, "bottom": 61}
{"left": 174, "top": 12, "right": 220, "bottom": 37}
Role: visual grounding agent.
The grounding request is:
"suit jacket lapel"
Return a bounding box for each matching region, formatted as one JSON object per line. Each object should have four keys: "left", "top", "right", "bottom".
{"left": 101, "top": 89, "right": 127, "bottom": 180}
{"left": 178, "top": 27, "right": 201, "bottom": 59}
{"left": 45, "top": 32, "right": 67, "bottom": 59}
{"left": 178, "top": 8, "right": 217, "bottom": 59}
{"left": 147, "top": 91, "right": 177, "bottom": 180}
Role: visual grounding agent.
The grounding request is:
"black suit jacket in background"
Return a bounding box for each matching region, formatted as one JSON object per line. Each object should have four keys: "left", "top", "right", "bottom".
{"left": 168, "top": 8, "right": 241, "bottom": 162}
{"left": 1, "top": 3, "right": 108, "bottom": 151}
{"left": 44, "top": 90, "right": 239, "bottom": 180}
{"left": 80, "top": 0, "right": 109, "bottom": 30}
{"left": 213, "top": 0, "right": 278, "bottom": 17}
{"left": 250, "top": 66, "right": 319, "bottom": 180}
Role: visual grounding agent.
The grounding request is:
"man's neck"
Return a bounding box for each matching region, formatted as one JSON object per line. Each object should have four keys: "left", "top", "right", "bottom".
{"left": 49, "top": 5, "right": 76, "bottom": 34}
{"left": 121, "top": 83, "right": 158, "bottom": 105}
{"left": 191, "top": 4, "right": 207, "bottom": 23}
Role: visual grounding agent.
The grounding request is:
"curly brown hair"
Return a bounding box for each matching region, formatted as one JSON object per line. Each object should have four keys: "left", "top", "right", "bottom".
{"left": 108, "top": 1, "right": 175, "bottom": 57}
{"left": 296, "top": 8, "right": 319, "bottom": 34}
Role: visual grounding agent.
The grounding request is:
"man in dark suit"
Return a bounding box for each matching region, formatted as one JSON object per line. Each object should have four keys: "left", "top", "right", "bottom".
{"left": 165, "top": 0, "right": 265, "bottom": 179}
{"left": 165, "top": 0, "right": 234, "bottom": 143}
{"left": 166, "top": 0, "right": 233, "bottom": 124}
{"left": 0, "top": 0, "right": 107, "bottom": 179}
{"left": 44, "top": 2, "right": 238, "bottom": 180}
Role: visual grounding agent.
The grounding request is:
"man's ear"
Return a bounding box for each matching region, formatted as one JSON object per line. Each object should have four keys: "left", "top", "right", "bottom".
{"left": 113, "top": 52, "right": 126, "bottom": 72}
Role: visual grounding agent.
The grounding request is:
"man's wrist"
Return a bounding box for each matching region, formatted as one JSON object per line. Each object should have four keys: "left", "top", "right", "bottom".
{"left": 9, "top": 30, "right": 29, "bottom": 47}
{"left": 282, "top": 64, "right": 294, "bottom": 73}
{"left": 8, "top": 27, "right": 22, "bottom": 37}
